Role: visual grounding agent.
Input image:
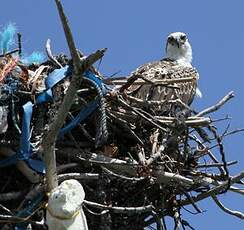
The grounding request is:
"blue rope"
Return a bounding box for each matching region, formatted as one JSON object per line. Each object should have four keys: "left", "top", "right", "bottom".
{"left": 58, "top": 69, "right": 108, "bottom": 138}
{"left": 58, "top": 98, "right": 99, "bottom": 138}
{"left": 14, "top": 193, "right": 44, "bottom": 230}
{"left": 83, "top": 76, "right": 108, "bottom": 147}
{"left": 0, "top": 65, "right": 108, "bottom": 173}
{"left": 0, "top": 102, "right": 45, "bottom": 173}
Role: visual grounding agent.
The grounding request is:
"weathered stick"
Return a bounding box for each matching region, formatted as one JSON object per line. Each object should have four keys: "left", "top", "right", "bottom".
{"left": 156, "top": 116, "right": 211, "bottom": 127}
{"left": 41, "top": 50, "right": 106, "bottom": 192}
{"left": 211, "top": 194, "right": 244, "bottom": 219}
{"left": 117, "top": 96, "right": 168, "bottom": 132}
{"left": 107, "top": 76, "right": 197, "bottom": 86}
{"left": 84, "top": 200, "right": 153, "bottom": 214}
{"left": 195, "top": 91, "right": 234, "bottom": 117}
{"left": 127, "top": 96, "right": 194, "bottom": 112}
{"left": 154, "top": 170, "right": 194, "bottom": 186}
{"left": 0, "top": 146, "right": 41, "bottom": 183}
{"left": 45, "top": 39, "right": 63, "bottom": 68}
{"left": 179, "top": 172, "right": 244, "bottom": 206}
{"left": 0, "top": 49, "right": 19, "bottom": 57}
{"left": 58, "top": 173, "right": 99, "bottom": 182}
{"left": 196, "top": 161, "right": 237, "bottom": 168}
{"left": 54, "top": 0, "right": 82, "bottom": 73}
{"left": 41, "top": 0, "right": 107, "bottom": 192}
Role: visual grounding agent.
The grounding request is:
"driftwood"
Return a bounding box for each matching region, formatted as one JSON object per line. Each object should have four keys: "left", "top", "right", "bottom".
{"left": 0, "top": 1, "right": 243, "bottom": 230}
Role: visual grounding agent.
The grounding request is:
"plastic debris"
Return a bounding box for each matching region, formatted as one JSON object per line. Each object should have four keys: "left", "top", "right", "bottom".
{"left": 0, "top": 106, "right": 8, "bottom": 133}
{"left": 21, "top": 51, "right": 45, "bottom": 65}
{"left": 46, "top": 179, "right": 88, "bottom": 230}
{"left": 0, "top": 23, "right": 16, "bottom": 53}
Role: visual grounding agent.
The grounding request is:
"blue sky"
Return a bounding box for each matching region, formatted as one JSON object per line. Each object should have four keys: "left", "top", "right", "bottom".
{"left": 1, "top": 1, "right": 243, "bottom": 229}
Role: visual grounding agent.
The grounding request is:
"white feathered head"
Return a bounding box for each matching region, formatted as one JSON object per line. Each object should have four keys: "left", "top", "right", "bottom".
{"left": 166, "top": 32, "right": 192, "bottom": 65}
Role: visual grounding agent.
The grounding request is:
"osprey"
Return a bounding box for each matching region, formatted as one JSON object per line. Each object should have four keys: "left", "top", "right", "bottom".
{"left": 128, "top": 32, "right": 200, "bottom": 108}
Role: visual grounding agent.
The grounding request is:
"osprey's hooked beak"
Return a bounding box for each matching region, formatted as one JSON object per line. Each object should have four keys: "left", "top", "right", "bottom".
{"left": 175, "top": 38, "right": 180, "bottom": 48}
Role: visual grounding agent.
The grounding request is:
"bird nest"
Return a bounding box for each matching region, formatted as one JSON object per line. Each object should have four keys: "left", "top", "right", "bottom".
{"left": 0, "top": 50, "right": 242, "bottom": 230}
{"left": 0, "top": 2, "right": 243, "bottom": 230}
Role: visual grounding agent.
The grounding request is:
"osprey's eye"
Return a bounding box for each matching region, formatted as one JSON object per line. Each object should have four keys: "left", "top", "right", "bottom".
{"left": 180, "top": 35, "right": 187, "bottom": 41}
{"left": 168, "top": 36, "right": 174, "bottom": 42}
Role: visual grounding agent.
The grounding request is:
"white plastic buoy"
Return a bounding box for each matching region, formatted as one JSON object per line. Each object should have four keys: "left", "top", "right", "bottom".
{"left": 46, "top": 179, "right": 88, "bottom": 230}
{"left": 0, "top": 106, "right": 8, "bottom": 134}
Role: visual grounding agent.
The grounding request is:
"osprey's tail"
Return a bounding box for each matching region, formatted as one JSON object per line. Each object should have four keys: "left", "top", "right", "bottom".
{"left": 195, "top": 87, "right": 202, "bottom": 98}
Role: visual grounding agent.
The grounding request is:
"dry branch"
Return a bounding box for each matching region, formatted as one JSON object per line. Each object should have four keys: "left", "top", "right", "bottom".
{"left": 211, "top": 194, "right": 244, "bottom": 219}
{"left": 179, "top": 172, "right": 244, "bottom": 206}
{"left": 195, "top": 91, "right": 234, "bottom": 117}
{"left": 84, "top": 200, "right": 153, "bottom": 214}
{"left": 41, "top": 49, "right": 106, "bottom": 192}
{"left": 107, "top": 76, "right": 197, "bottom": 86}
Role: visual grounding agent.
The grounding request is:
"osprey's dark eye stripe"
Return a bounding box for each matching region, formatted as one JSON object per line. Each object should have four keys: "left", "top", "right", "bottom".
{"left": 180, "top": 35, "right": 187, "bottom": 40}
{"left": 168, "top": 36, "right": 174, "bottom": 42}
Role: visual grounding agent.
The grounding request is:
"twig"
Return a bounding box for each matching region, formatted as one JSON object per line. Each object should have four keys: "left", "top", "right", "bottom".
{"left": 179, "top": 171, "right": 244, "bottom": 206}
{"left": 143, "top": 210, "right": 169, "bottom": 228}
{"left": 209, "top": 125, "right": 230, "bottom": 193}
{"left": 84, "top": 200, "right": 153, "bottom": 214}
{"left": 196, "top": 161, "right": 237, "bottom": 168}
{"left": 118, "top": 74, "right": 139, "bottom": 93}
{"left": 173, "top": 208, "right": 182, "bottom": 230}
{"left": 102, "top": 166, "right": 145, "bottom": 181}
{"left": 0, "top": 204, "right": 13, "bottom": 215}
{"left": 211, "top": 194, "right": 244, "bottom": 219}
{"left": 0, "top": 201, "right": 45, "bottom": 223}
{"left": 221, "top": 128, "right": 244, "bottom": 138}
{"left": 152, "top": 210, "right": 164, "bottom": 230}
{"left": 108, "top": 111, "right": 144, "bottom": 145}
{"left": 42, "top": 0, "right": 84, "bottom": 192}
{"left": 195, "top": 91, "right": 234, "bottom": 117}
{"left": 0, "top": 190, "right": 27, "bottom": 202}
{"left": 190, "top": 134, "right": 225, "bottom": 175}
{"left": 76, "top": 151, "right": 138, "bottom": 166}
{"left": 146, "top": 145, "right": 165, "bottom": 166}
{"left": 156, "top": 116, "right": 211, "bottom": 127}
{"left": 137, "top": 146, "right": 146, "bottom": 165}
{"left": 112, "top": 77, "right": 197, "bottom": 86}
{"left": 117, "top": 96, "right": 168, "bottom": 132}
{"left": 58, "top": 173, "right": 99, "bottom": 182}
{"left": 17, "top": 33, "right": 22, "bottom": 57}
{"left": 180, "top": 190, "right": 202, "bottom": 214}
{"left": 54, "top": 0, "right": 82, "bottom": 73}
{"left": 68, "top": 112, "right": 95, "bottom": 142}
{"left": 154, "top": 170, "right": 194, "bottom": 186}
{"left": 57, "top": 163, "right": 80, "bottom": 173}
{"left": 0, "top": 146, "right": 41, "bottom": 183}
{"left": 211, "top": 116, "right": 232, "bottom": 123}
{"left": 45, "top": 39, "right": 63, "bottom": 68}
{"left": 151, "top": 129, "right": 159, "bottom": 155}
{"left": 138, "top": 75, "right": 180, "bottom": 89}
{"left": 0, "top": 49, "right": 19, "bottom": 57}
{"left": 229, "top": 186, "right": 244, "bottom": 195}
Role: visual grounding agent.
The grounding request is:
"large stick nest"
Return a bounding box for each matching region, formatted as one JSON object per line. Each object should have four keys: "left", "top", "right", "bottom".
{"left": 0, "top": 51, "right": 243, "bottom": 230}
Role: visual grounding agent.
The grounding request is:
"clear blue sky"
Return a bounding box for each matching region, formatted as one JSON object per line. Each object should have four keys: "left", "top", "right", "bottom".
{"left": 1, "top": 1, "right": 243, "bottom": 229}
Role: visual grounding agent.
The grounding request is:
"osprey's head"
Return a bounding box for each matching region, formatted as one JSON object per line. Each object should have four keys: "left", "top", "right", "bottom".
{"left": 166, "top": 32, "right": 192, "bottom": 65}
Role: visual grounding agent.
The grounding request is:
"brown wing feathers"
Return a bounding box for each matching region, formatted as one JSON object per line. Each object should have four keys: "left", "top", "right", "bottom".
{"left": 128, "top": 59, "right": 198, "bottom": 106}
